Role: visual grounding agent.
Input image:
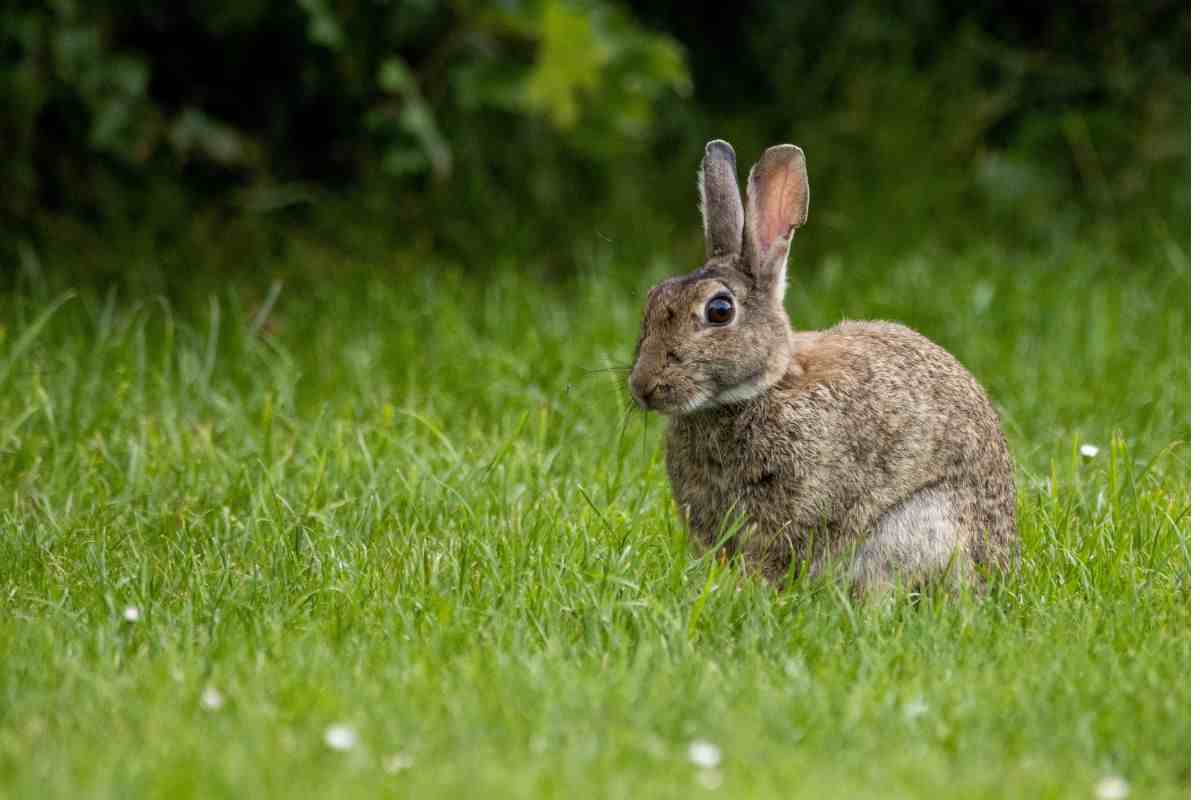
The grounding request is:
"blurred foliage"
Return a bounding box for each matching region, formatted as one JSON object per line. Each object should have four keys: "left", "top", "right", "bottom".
{"left": 634, "top": 0, "right": 1188, "bottom": 252}
{"left": 1, "top": 1, "right": 687, "bottom": 218}
{"left": 0, "top": 0, "right": 1188, "bottom": 266}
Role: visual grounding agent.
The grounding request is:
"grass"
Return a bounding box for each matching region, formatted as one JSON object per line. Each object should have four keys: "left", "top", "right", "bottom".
{"left": 0, "top": 223, "right": 1189, "bottom": 799}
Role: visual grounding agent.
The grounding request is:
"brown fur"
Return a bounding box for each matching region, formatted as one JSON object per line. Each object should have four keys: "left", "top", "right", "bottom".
{"left": 629, "top": 142, "right": 1017, "bottom": 593}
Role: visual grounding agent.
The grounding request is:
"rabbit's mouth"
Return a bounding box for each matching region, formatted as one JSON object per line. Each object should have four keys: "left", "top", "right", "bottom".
{"left": 630, "top": 378, "right": 679, "bottom": 413}
{"left": 633, "top": 375, "right": 765, "bottom": 416}
{"left": 629, "top": 373, "right": 702, "bottom": 415}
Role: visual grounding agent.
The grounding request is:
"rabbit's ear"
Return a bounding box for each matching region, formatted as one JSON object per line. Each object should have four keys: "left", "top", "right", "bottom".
{"left": 745, "top": 145, "right": 809, "bottom": 299}
{"left": 699, "top": 140, "right": 745, "bottom": 259}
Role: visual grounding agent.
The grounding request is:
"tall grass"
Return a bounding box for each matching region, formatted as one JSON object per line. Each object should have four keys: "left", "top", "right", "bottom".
{"left": 0, "top": 226, "right": 1188, "bottom": 798}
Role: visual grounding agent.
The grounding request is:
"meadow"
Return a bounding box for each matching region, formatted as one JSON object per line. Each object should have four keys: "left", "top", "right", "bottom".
{"left": 0, "top": 221, "right": 1189, "bottom": 798}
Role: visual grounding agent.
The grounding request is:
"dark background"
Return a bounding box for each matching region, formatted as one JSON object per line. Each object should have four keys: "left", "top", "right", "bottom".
{"left": 1, "top": 0, "right": 1188, "bottom": 273}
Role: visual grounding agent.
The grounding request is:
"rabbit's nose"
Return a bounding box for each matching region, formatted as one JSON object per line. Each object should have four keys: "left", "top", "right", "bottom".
{"left": 631, "top": 378, "right": 661, "bottom": 410}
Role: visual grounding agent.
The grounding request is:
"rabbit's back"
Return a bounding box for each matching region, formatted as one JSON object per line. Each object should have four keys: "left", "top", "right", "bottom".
{"left": 665, "top": 320, "right": 1017, "bottom": 582}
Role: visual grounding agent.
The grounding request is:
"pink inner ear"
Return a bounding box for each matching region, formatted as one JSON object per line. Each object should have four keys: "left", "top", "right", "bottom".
{"left": 750, "top": 147, "right": 809, "bottom": 261}
{"left": 758, "top": 170, "right": 798, "bottom": 249}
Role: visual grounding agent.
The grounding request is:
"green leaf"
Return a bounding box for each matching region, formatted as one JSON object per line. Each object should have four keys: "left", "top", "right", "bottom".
{"left": 523, "top": 1, "right": 605, "bottom": 129}
{"left": 296, "top": 0, "right": 344, "bottom": 50}
{"left": 169, "top": 108, "right": 250, "bottom": 166}
{"left": 379, "top": 58, "right": 417, "bottom": 95}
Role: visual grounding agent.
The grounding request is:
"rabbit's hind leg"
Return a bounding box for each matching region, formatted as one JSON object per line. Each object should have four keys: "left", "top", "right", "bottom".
{"left": 850, "top": 484, "right": 973, "bottom": 597}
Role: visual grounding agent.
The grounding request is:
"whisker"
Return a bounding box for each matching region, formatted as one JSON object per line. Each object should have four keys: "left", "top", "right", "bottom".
{"left": 578, "top": 364, "right": 633, "bottom": 377}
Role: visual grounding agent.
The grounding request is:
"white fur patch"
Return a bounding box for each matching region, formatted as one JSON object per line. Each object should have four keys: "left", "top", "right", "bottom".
{"left": 773, "top": 270, "right": 788, "bottom": 304}
{"left": 764, "top": 240, "right": 792, "bottom": 304}
{"left": 713, "top": 380, "right": 767, "bottom": 405}
{"left": 683, "top": 376, "right": 768, "bottom": 412}
{"left": 850, "top": 487, "right": 965, "bottom": 591}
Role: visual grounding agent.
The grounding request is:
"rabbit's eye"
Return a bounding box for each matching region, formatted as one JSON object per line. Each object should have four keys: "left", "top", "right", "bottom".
{"left": 705, "top": 295, "right": 734, "bottom": 325}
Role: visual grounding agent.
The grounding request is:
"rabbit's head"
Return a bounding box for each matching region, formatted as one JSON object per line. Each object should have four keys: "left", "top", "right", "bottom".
{"left": 630, "top": 141, "right": 809, "bottom": 414}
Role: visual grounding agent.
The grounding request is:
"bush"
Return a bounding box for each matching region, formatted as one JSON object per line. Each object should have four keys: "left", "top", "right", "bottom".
{"left": 0, "top": 0, "right": 688, "bottom": 223}
{"left": 1, "top": 1, "right": 1187, "bottom": 266}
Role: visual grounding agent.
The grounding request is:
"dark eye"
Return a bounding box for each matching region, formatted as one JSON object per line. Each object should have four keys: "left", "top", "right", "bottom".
{"left": 704, "top": 295, "right": 734, "bottom": 325}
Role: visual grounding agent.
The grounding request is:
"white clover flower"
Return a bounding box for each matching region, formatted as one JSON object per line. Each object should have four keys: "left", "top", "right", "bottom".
{"left": 324, "top": 724, "right": 358, "bottom": 752}
{"left": 687, "top": 739, "right": 721, "bottom": 769}
{"left": 383, "top": 752, "right": 414, "bottom": 773}
{"left": 1094, "top": 776, "right": 1129, "bottom": 800}
{"left": 122, "top": 606, "right": 141, "bottom": 622}
{"left": 1080, "top": 444, "right": 1100, "bottom": 459}
{"left": 200, "top": 687, "right": 224, "bottom": 711}
{"left": 902, "top": 698, "right": 929, "bottom": 721}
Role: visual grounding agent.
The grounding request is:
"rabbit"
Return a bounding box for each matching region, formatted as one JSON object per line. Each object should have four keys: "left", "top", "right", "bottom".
{"left": 628, "top": 140, "right": 1017, "bottom": 594}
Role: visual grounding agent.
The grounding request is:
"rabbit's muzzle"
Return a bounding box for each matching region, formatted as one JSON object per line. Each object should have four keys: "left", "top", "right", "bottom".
{"left": 629, "top": 370, "right": 663, "bottom": 411}
{"left": 629, "top": 361, "right": 705, "bottom": 414}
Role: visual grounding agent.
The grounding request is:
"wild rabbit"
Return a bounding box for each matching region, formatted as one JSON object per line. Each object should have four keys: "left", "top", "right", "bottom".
{"left": 629, "top": 140, "right": 1017, "bottom": 594}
